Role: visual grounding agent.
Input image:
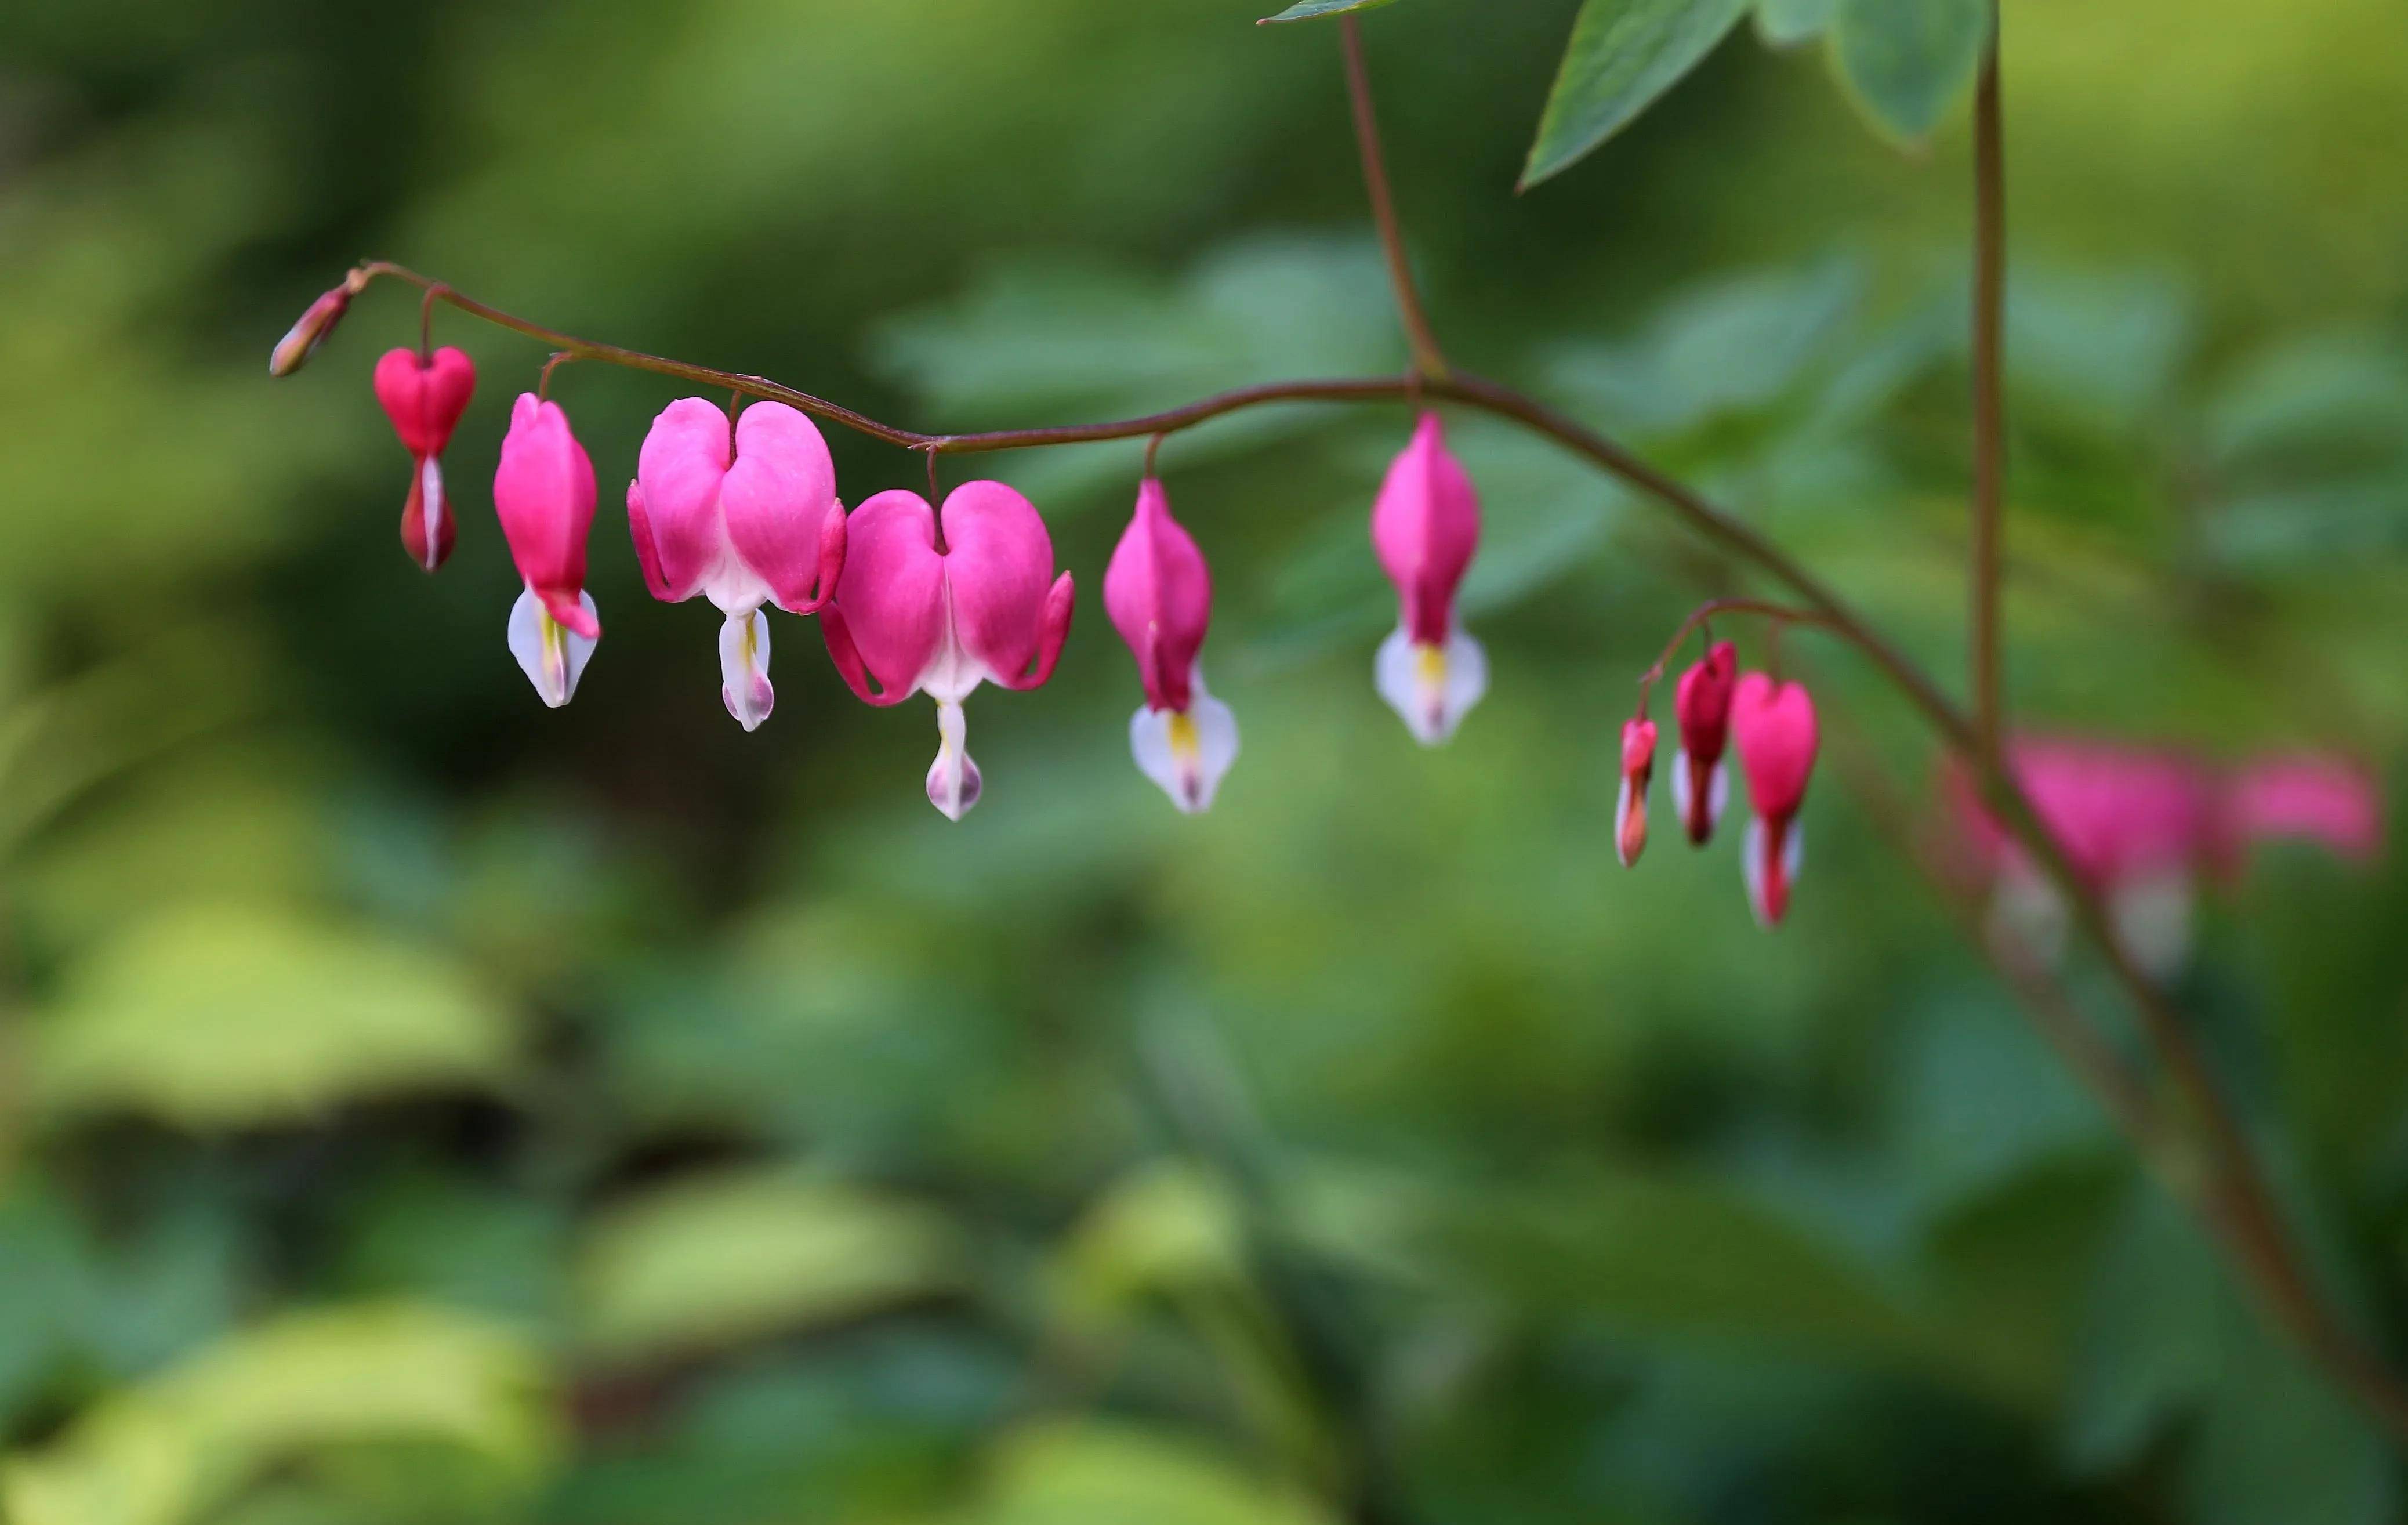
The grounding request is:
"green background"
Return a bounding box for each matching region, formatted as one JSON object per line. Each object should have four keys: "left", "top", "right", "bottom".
{"left": 4, "top": 0, "right": 2408, "bottom": 1520}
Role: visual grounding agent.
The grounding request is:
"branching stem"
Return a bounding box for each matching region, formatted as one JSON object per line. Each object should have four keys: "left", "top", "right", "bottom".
{"left": 1633, "top": 597, "right": 1830, "bottom": 714}
{"left": 324, "top": 151, "right": 2408, "bottom": 1446}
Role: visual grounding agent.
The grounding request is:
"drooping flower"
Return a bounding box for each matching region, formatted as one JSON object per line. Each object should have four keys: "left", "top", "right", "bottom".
{"left": 373, "top": 346, "right": 477, "bottom": 573}
{"left": 1671, "top": 640, "right": 1738, "bottom": 845}
{"left": 626, "top": 398, "right": 847, "bottom": 731}
{"left": 820, "top": 481, "right": 1075, "bottom": 820}
{"left": 1946, "top": 739, "right": 2381, "bottom": 976}
{"left": 1616, "top": 717, "right": 1656, "bottom": 868}
{"left": 1732, "top": 672, "right": 1818, "bottom": 927}
{"left": 1370, "top": 411, "right": 1485, "bottom": 745}
{"left": 1104, "top": 477, "right": 1238, "bottom": 812}
{"left": 492, "top": 393, "right": 600, "bottom": 708}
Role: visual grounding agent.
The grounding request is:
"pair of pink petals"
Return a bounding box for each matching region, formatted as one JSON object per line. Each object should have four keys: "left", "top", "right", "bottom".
{"left": 627, "top": 399, "right": 846, "bottom": 731}
{"left": 821, "top": 481, "right": 1074, "bottom": 820}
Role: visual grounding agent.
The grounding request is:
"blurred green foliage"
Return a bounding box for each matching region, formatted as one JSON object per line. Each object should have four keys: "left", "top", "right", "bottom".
{"left": 3, "top": 0, "right": 2408, "bottom": 1521}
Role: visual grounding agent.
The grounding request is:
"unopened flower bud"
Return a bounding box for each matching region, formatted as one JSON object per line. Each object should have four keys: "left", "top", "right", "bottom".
{"left": 1617, "top": 717, "right": 1656, "bottom": 868}
{"left": 267, "top": 278, "right": 361, "bottom": 377}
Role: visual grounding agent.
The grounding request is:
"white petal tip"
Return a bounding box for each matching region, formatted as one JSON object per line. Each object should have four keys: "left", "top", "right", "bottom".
{"left": 1131, "top": 677, "right": 1239, "bottom": 814}
{"left": 1376, "top": 625, "right": 1486, "bottom": 747}
{"left": 1743, "top": 816, "right": 1805, "bottom": 929}
{"left": 927, "top": 701, "right": 982, "bottom": 821}
{"left": 509, "top": 589, "right": 599, "bottom": 708}
{"left": 718, "top": 608, "right": 775, "bottom": 731}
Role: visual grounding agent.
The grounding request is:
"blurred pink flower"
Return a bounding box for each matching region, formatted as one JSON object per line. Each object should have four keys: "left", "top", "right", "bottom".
{"left": 1671, "top": 639, "right": 1738, "bottom": 846}
{"left": 1616, "top": 716, "right": 1656, "bottom": 868}
{"left": 1732, "top": 672, "right": 1819, "bottom": 928}
{"left": 2223, "top": 753, "right": 2384, "bottom": 864}
{"left": 1946, "top": 738, "right": 2384, "bottom": 975}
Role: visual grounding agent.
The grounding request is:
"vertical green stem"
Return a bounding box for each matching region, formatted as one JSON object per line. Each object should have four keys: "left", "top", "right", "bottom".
{"left": 1970, "top": 9, "right": 2007, "bottom": 764}
{"left": 1341, "top": 16, "right": 1449, "bottom": 382}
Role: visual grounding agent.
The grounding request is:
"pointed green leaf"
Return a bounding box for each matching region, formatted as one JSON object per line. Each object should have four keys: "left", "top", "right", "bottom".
{"left": 1521, "top": 0, "right": 1752, "bottom": 189}
{"left": 1827, "top": 0, "right": 1989, "bottom": 144}
{"left": 1259, "top": 0, "right": 1402, "bottom": 21}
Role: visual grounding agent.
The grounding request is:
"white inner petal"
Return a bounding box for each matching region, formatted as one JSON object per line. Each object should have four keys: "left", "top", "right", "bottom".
{"left": 418, "top": 456, "right": 447, "bottom": 570}
{"left": 508, "top": 589, "right": 600, "bottom": 708}
{"left": 916, "top": 578, "right": 995, "bottom": 705}
{"left": 1742, "top": 816, "right": 1805, "bottom": 928}
{"left": 1989, "top": 868, "right": 2070, "bottom": 970}
{"left": 926, "top": 697, "right": 983, "bottom": 820}
{"left": 718, "top": 607, "right": 775, "bottom": 731}
{"left": 2111, "top": 871, "right": 2195, "bottom": 979}
{"left": 1669, "top": 748, "right": 1729, "bottom": 843}
{"left": 1129, "top": 665, "right": 1239, "bottom": 814}
{"left": 1375, "top": 622, "right": 1488, "bottom": 747}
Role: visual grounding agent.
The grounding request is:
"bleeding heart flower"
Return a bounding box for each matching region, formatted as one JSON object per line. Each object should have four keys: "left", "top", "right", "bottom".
{"left": 1104, "top": 477, "right": 1238, "bottom": 813}
{"left": 1617, "top": 716, "right": 1656, "bottom": 868}
{"left": 374, "top": 346, "right": 477, "bottom": 573}
{"left": 1732, "top": 672, "right": 1818, "bottom": 927}
{"left": 1945, "top": 738, "right": 2380, "bottom": 977}
{"left": 1671, "top": 640, "right": 1738, "bottom": 845}
{"left": 821, "top": 481, "right": 1075, "bottom": 820}
{"left": 492, "top": 393, "right": 601, "bottom": 708}
{"left": 1371, "top": 411, "right": 1485, "bottom": 745}
{"left": 627, "top": 398, "right": 847, "bottom": 731}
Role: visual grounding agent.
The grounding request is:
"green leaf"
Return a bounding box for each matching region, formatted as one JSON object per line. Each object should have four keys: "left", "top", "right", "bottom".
{"left": 1827, "top": 0, "right": 1989, "bottom": 144}
{"left": 2187, "top": 1301, "right": 2397, "bottom": 1525}
{"left": 963, "top": 1421, "right": 1340, "bottom": 1525}
{"left": 572, "top": 1169, "right": 963, "bottom": 1365}
{"left": 1, "top": 1303, "right": 560, "bottom": 1525}
{"left": 1521, "top": 0, "right": 1753, "bottom": 189}
{"left": 32, "top": 904, "right": 520, "bottom": 1130}
{"left": 1754, "top": 0, "right": 1838, "bottom": 46}
{"left": 1259, "top": 0, "right": 1402, "bottom": 21}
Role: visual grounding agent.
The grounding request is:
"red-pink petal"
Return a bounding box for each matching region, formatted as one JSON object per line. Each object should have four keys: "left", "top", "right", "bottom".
{"left": 941, "top": 480, "right": 1063, "bottom": 687}
{"left": 2228, "top": 752, "right": 2381, "bottom": 864}
{"left": 373, "top": 347, "right": 476, "bottom": 457}
{"left": 1103, "top": 477, "right": 1211, "bottom": 712}
{"left": 1731, "top": 672, "right": 1819, "bottom": 822}
{"left": 632, "top": 398, "right": 733, "bottom": 603}
{"left": 830, "top": 490, "right": 946, "bottom": 698}
{"left": 722, "top": 403, "right": 840, "bottom": 611}
{"left": 1370, "top": 411, "right": 1480, "bottom": 646}
{"left": 493, "top": 393, "right": 597, "bottom": 604}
